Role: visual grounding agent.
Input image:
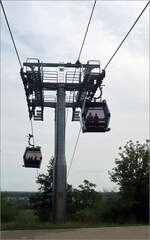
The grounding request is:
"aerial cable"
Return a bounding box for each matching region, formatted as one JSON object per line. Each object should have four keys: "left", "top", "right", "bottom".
{"left": 104, "top": 1, "right": 150, "bottom": 70}
{"left": 67, "top": 127, "right": 81, "bottom": 179}
{"left": 0, "top": 0, "right": 22, "bottom": 68}
{"left": 1, "top": 0, "right": 39, "bottom": 175}
{"left": 68, "top": 1, "right": 149, "bottom": 178}
{"left": 67, "top": 0, "right": 97, "bottom": 177}
{"left": 1, "top": 1, "right": 36, "bottom": 150}
{"left": 67, "top": 1, "right": 149, "bottom": 179}
{"left": 67, "top": 1, "right": 97, "bottom": 178}
{"left": 78, "top": 0, "right": 97, "bottom": 61}
{"left": 66, "top": 0, "right": 97, "bottom": 123}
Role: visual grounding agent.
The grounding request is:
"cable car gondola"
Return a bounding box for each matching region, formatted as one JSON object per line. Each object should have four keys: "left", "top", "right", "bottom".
{"left": 81, "top": 100, "right": 111, "bottom": 133}
{"left": 23, "top": 134, "right": 42, "bottom": 168}
{"left": 23, "top": 146, "right": 42, "bottom": 168}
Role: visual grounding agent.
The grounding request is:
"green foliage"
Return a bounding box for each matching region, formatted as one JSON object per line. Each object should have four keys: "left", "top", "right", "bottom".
{"left": 76, "top": 179, "right": 100, "bottom": 209}
{"left": 1, "top": 193, "right": 19, "bottom": 222}
{"left": 34, "top": 208, "right": 53, "bottom": 222}
{"left": 95, "top": 192, "right": 135, "bottom": 223}
{"left": 30, "top": 192, "right": 52, "bottom": 222}
{"left": 67, "top": 179, "right": 101, "bottom": 222}
{"left": 36, "top": 156, "right": 54, "bottom": 194}
{"left": 30, "top": 140, "right": 149, "bottom": 224}
{"left": 108, "top": 140, "right": 149, "bottom": 197}
{"left": 108, "top": 140, "right": 149, "bottom": 222}
{"left": 15, "top": 209, "right": 38, "bottom": 224}
{"left": 31, "top": 155, "right": 100, "bottom": 222}
{"left": 71, "top": 209, "right": 98, "bottom": 223}
{"left": 29, "top": 157, "right": 54, "bottom": 221}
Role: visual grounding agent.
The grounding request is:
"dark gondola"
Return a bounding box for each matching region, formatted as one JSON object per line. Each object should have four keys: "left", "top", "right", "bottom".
{"left": 81, "top": 100, "right": 111, "bottom": 133}
{"left": 23, "top": 146, "right": 42, "bottom": 168}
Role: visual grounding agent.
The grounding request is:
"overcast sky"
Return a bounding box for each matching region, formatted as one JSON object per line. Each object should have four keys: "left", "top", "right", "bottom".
{"left": 1, "top": 0, "right": 149, "bottom": 192}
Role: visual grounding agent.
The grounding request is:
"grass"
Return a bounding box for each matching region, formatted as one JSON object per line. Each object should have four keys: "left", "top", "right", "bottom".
{"left": 1, "top": 209, "right": 148, "bottom": 231}
{"left": 2, "top": 221, "right": 148, "bottom": 231}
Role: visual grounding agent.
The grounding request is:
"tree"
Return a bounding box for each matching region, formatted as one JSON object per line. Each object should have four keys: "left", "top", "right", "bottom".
{"left": 78, "top": 179, "right": 100, "bottom": 209}
{"left": 109, "top": 140, "right": 149, "bottom": 221}
{"left": 67, "top": 179, "right": 100, "bottom": 212}
{"left": 30, "top": 157, "right": 54, "bottom": 221}
{"left": 30, "top": 156, "right": 101, "bottom": 222}
{"left": 67, "top": 179, "right": 101, "bottom": 223}
{"left": 36, "top": 156, "right": 54, "bottom": 195}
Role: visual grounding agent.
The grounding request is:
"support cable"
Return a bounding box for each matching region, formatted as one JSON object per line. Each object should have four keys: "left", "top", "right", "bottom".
{"left": 78, "top": 0, "right": 97, "bottom": 61}
{"left": 0, "top": 0, "right": 22, "bottom": 68}
{"left": 104, "top": 1, "right": 150, "bottom": 70}
{"left": 1, "top": 0, "right": 37, "bottom": 148}
{"left": 67, "top": 0, "right": 149, "bottom": 179}
{"left": 66, "top": 0, "right": 97, "bottom": 125}
{"left": 67, "top": 127, "right": 81, "bottom": 179}
{"left": 1, "top": 0, "right": 38, "bottom": 177}
{"left": 67, "top": 1, "right": 97, "bottom": 178}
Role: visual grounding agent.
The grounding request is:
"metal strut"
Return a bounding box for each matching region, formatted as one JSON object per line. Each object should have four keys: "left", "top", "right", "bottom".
{"left": 28, "top": 134, "right": 34, "bottom": 147}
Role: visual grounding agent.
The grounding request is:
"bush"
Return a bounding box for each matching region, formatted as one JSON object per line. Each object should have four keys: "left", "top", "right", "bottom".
{"left": 34, "top": 208, "right": 53, "bottom": 222}
{"left": 15, "top": 209, "right": 38, "bottom": 224}
{"left": 68, "top": 191, "right": 144, "bottom": 224}
{"left": 95, "top": 192, "right": 143, "bottom": 224}
{"left": 98, "top": 192, "right": 124, "bottom": 222}
{"left": 70, "top": 209, "right": 99, "bottom": 224}
{"left": 1, "top": 193, "right": 19, "bottom": 222}
{"left": 30, "top": 193, "right": 52, "bottom": 222}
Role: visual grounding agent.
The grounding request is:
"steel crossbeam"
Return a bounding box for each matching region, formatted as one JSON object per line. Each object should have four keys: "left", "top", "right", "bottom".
{"left": 23, "top": 62, "right": 100, "bottom": 69}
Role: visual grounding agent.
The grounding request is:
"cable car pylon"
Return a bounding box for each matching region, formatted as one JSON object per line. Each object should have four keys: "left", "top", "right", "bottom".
{"left": 20, "top": 59, "right": 110, "bottom": 223}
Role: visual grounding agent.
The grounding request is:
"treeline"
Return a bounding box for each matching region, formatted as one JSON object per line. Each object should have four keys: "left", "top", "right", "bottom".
{"left": 1, "top": 140, "right": 149, "bottom": 225}
{"left": 2, "top": 191, "right": 37, "bottom": 197}
{"left": 1, "top": 191, "right": 37, "bottom": 211}
{"left": 30, "top": 179, "right": 148, "bottom": 224}
{"left": 30, "top": 140, "right": 149, "bottom": 223}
